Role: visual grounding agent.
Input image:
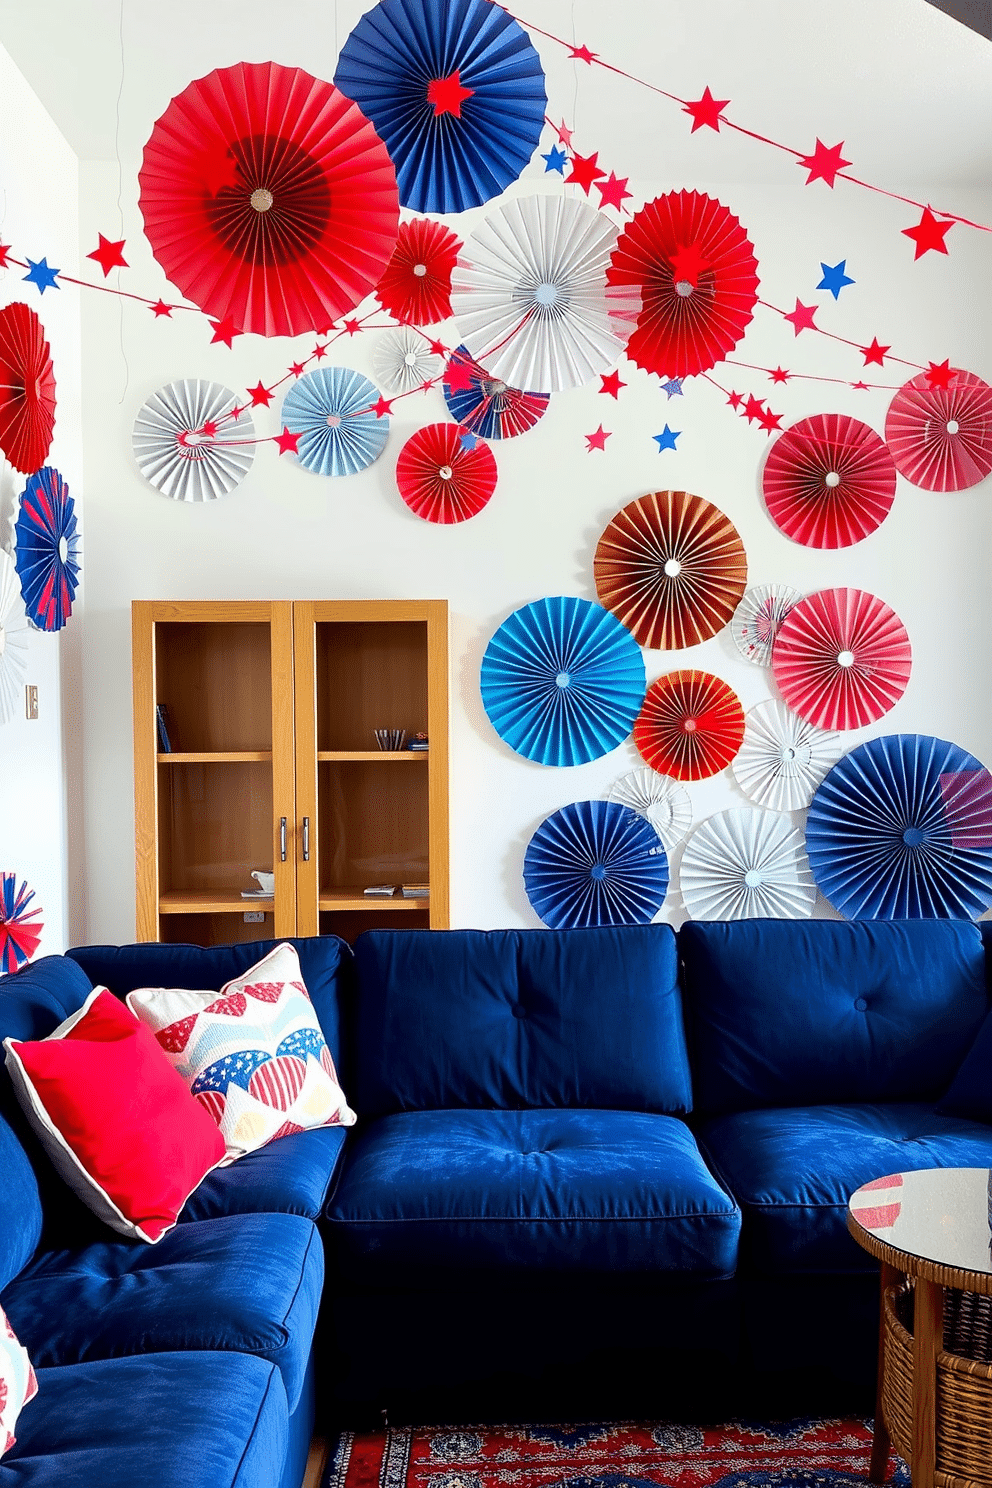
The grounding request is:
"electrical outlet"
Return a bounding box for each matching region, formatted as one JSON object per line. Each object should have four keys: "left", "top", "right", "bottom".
{"left": 25, "top": 686, "right": 38, "bottom": 720}
{"left": 243, "top": 911, "right": 265, "bottom": 924}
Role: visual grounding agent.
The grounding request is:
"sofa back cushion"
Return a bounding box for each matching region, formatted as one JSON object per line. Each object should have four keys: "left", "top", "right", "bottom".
{"left": 681, "top": 919, "right": 988, "bottom": 1115}
{"left": 351, "top": 925, "right": 690, "bottom": 1116}
{"left": 0, "top": 1112, "right": 43, "bottom": 1290}
{"left": 66, "top": 935, "right": 352, "bottom": 1066}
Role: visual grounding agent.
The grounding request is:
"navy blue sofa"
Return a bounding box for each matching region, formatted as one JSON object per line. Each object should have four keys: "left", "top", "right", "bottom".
{"left": 2, "top": 918, "right": 992, "bottom": 1470}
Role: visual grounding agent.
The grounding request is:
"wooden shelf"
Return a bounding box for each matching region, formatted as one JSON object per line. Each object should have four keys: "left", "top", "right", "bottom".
{"left": 317, "top": 750, "right": 428, "bottom": 762}
{"left": 318, "top": 889, "right": 429, "bottom": 911}
{"left": 159, "top": 890, "right": 274, "bottom": 916}
{"left": 158, "top": 751, "right": 273, "bottom": 763}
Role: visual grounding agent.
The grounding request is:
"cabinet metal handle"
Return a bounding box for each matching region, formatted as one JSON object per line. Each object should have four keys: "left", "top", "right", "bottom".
{"left": 279, "top": 817, "right": 287, "bottom": 862}
{"left": 302, "top": 816, "right": 310, "bottom": 862}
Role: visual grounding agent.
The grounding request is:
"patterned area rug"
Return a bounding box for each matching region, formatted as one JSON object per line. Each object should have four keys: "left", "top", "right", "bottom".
{"left": 322, "top": 1420, "right": 909, "bottom": 1488}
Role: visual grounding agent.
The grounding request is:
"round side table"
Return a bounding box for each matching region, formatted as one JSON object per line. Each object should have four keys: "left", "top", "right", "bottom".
{"left": 848, "top": 1167, "right": 992, "bottom": 1488}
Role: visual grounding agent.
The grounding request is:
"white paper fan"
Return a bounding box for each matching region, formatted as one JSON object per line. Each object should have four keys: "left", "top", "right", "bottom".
{"left": 450, "top": 194, "right": 642, "bottom": 394}
{"left": 132, "top": 380, "right": 255, "bottom": 502}
{"left": 732, "top": 583, "right": 802, "bottom": 666}
{"left": 0, "top": 549, "right": 29, "bottom": 723}
{"left": 372, "top": 326, "right": 444, "bottom": 394}
{"left": 607, "top": 768, "right": 692, "bottom": 853}
{"left": 732, "top": 700, "right": 842, "bottom": 812}
{"left": 680, "top": 807, "right": 816, "bottom": 920}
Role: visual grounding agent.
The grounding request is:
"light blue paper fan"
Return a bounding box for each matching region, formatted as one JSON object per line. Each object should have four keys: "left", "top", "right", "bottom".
{"left": 281, "top": 366, "right": 389, "bottom": 477}
{"left": 480, "top": 596, "right": 646, "bottom": 766}
{"left": 805, "top": 733, "right": 992, "bottom": 919}
{"left": 524, "top": 799, "right": 669, "bottom": 929}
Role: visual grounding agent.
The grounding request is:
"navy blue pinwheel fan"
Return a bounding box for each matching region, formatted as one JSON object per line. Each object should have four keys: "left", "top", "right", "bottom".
{"left": 334, "top": 0, "right": 547, "bottom": 213}
{"left": 14, "top": 467, "right": 80, "bottom": 632}
{"left": 524, "top": 799, "right": 669, "bottom": 929}
{"left": 806, "top": 733, "right": 992, "bottom": 919}
{"left": 480, "top": 596, "right": 646, "bottom": 767}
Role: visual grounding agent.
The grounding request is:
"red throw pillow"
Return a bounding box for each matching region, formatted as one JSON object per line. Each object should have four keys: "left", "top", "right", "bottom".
{"left": 3, "top": 988, "right": 226, "bottom": 1242}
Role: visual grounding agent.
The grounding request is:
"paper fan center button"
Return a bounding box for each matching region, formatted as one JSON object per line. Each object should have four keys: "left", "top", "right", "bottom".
{"left": 535, "top": 282, "right": 560, "bottom": 308}
{"left": 438, "top": 465, "right": 454, "bottom": 481}
{"left": 947, "top": 420, "right": 960, "bottom": 435}
{"left": 413, "top": 263, "right": 428, "bottom": 277}
{"left": 824, "top": 471, "right": 841, "bottom": 488}
{"left": 837, "top": 650, "right": 856, "bottom": 668}
{"left": 664, "top": 559, "right": 682, "bottom": 578}
{"left": 590, "top": 864, "right": 607, "bottom": 881}
{"left": 555, "top": 671, "right": 571, "bottom": 689}
{"left": 58, "top": 536, "right": 69, "bottom": 564}
{"left": 683, "top": 717, "right": 698, "bottom": 733}
{"left": 326, "top": 413, "right": 342, "bottom": 428}
{"left": 744, "top": 869, "right": 763, "bottom": 888}
{"left": 902, "top": 826, "right": 926, "bottom": 848}
{"left": 674, "top": 280, "right": 694, "bottom": 297}
{"left": 250, "top": 188, "right": 274, "bottom": 213}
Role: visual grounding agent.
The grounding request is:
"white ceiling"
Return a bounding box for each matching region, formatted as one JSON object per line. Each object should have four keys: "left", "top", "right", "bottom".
{"left": 0, "top": 0, "right": 990, "bottom": 193}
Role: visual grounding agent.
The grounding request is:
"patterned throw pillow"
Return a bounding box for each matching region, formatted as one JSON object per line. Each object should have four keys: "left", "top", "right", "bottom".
{"left": 127, "top": 943, "right": 357, "bottom": 1161}
{"left": 0, "top": 1303, "right": 38, "bottom": 1459}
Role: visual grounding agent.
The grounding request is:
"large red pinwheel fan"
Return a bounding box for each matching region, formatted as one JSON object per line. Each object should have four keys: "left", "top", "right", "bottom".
{"left": 634, "top": 670, "right": 745, "bottom": 782}
{"left": 138, "top": 61, "right": 400, "bottom": 338}
{"left": 762, "top": 413, "right": 897, "bottom": 548}
{"left": 375, "top": 217, "right": 462, "bottom": 327}
{"left": 607, "top": 190, "right": 759, "bottom": 379}
{"left": 0, "top": 303, "right": 56, "bottom": 474}
{"left": 771, "top": 587, "right": 912, "bottom": 731}
{"left": 885, "top": 370, "right": 992, "bottom": 492}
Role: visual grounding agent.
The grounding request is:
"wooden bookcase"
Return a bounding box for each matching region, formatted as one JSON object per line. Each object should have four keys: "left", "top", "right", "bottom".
{"left": 132, "top": 599, "right": 449, "bottom": 946}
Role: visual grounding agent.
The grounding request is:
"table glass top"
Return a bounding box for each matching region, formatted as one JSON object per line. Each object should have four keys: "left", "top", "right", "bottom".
{"left": 849, "top": 1167, "right": 992, "bottom": 1276}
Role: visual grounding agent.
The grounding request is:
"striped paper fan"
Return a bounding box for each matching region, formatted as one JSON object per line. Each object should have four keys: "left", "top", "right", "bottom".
{"left": 373, "top": 326, "right": 444, "bottom": 393}
{"left": 732, "top": 699, "right": 841, "bottom": 812}
{"left": 606, "top": 768, "right": 692, "bottom": 853}
{"left": 762, "top": 413, "right": 896, "bottom": 548}
{"left": 133, "top": 380, "right": 255, "bottom": 502}
{"left": 771, "top": 587, "right": 912, "bottom": 731}
{"left": 443, "top": 345, "right": 549, "bottom": 439}
{"left": 679, "top": 807, "right": 815, "bottom": 921}
{"left": 885, "top": 370, "right": 992, "bottom": 492}
{"left": 523, "top": 799, "right": 669, "bottom": 929}
{"left": 0, "top": 873, "right": 43, "bottom": 972}
{"left": 594, "top": 490, "right": 747, "bottom": 650}
{"left": 732, "top": 583, "right": 802, "bottom": 667}
{"left": 396, "top": 423, "right": 497, "bottom": 523}
{"left": 634, "top": 670, "right": 744, "bottom": 781}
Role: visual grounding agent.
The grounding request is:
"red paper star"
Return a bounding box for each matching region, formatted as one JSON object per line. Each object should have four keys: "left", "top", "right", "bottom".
{"left": 313, "top": 343, "right": 328, "bottom": 360}
{"left": 726, "top": 390, "right": 743, "bottom": 410}
{"left": 429, "top": 339, "right": 447, "bottom": 357}
{"left": 599, "top": 370, "right": 626, "bottom": 399}
{"left": 902, "top": 208, "right": 953, "bottom": 260}
{"left": 372, "top": 397, "right": 393, "bottom": 418}
{"left": 87, "top": 234, "right": 128, "bottom": 277}
{"left": 150, "top": 300, "right": 173, "bottom": 317}
{"left": 209, "top": 316, "right": 242, "bottom": 347}
{"left": 419, "top": 379, "right": 435, "bottom": 393}
{"left": 0, "top": 244, "right": 12, "bottom": 268}
{"left": 427, "top": 70, "right": 475, "bottom": 118}
{"left": 274, "top": 427, "right": 301, "bottom": 455}
{"left": 797, "top": 139, "right": 851, "bottom": 188}
{"left": 585, "top": 424, "right": 611, "bottom": 451}
{"left": 595, "top": 172, "right": 632, "bottom": 212}
{"left": 569, "top": 43, "right": 598, "bottom": 64}
{"left": 861, "top": 337, "right": 890, "bottom": 366}
{"left": 783, "top": 299, "right": 818, "bottom": 335}
{"left": 247, "top": 382, "right": 274, "bottom": 407}
{"left": 342, "top": 318, "right": 362, "bottom": 336}
{"left": 555, "top": 119, "right": 574, "bottom": 147}
{"left": 743, "top": 394, "right": 765, "bottom": 423}
{"left": 566, "top": 151, "right": 607, "bottom": 195}
{"left": 289, "top": 361, "right": 306, "bottom": 377}
{"left": 445, "top": 356, "right": 476, "bottom": 394}
{"left": 925, "top": 359, "right": 955, "bottom": 389}
{"left": 851, "top": 381, "right": 870, "bottom": 391}
{"left": 682, "top": 86, "right": 730, "bottom": 133}
{"left": 758, "top": 407, "right": 783, "bottom": 433}
{"left": 669, "top": 243, "right": 711, "bottom": 287}
{"left": 768, "top": 367, "right": 791, "bottom": 384}
{"left": 201, "top": 420, "right": 219, "bottom": 438}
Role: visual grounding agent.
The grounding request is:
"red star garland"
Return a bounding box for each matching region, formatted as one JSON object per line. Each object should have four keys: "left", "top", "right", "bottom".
{"left": 87, "top": 234, "right": 128, "bottom": 277}
{"left": 851, "top": 381, "right": 870, "bottom": 390}
{"left": 596, "top": 172, "right": 632, "bottom": 212}
{"left": 769, "top": 367, "right": 791, "bottom": 384}
{"left": 201, "top": 420, "right": 219, "bottom": 437}
{"left": 861, "top": 338, "right": 890, "bottom": 366}
{"left": 313, "top": 343, "right": 328, "bottom": 360}
{"left": 343, "top": 319, "right": 363, "bottom": 336}
{"left": 289, "top": 361, "right": 306, "bottom": 378}
{"left": 429, "top": 339, "right": 447, "bottom": 357}
{"left": 902, "top": 207, "right": 953, "bottom": 259}
{"left": 0, "top": 244, "right": 11, "bottom": 268}
{"left": 797, "top": 139, "right": 851, "bottom": 187}
{"left": 247, "top": 382, "right": 274, "bottom": 407}
{"left": 372, "top": 397, "right": 394, "bottom": 418}
{"left": 444, "top": 356, "right": 476, "bottom": 394}
{"left": 150, "top": 300, "right": 173, "bottom": 317}
{"left": 925, "top": 359, "right": 955, "bottom": 388}
{"left": 427, "top": 71, "right": 475, "bottom": 117}
{"left": 585, "top": 424, "right": 611, "bottom": 451}
{"left": 669, "top": 242, "right": 711, "bottom": 287}
{"left": 569, "top": 44, "right": 598, "bottom": 63}
{"left": 555, "top": 119, "right": 574, "bottom": 146}
{"left": 757, "top": 407, "right": 783, "bottom": 433}
{"left": 683, "top": 87, "right": 730, "bottom": 133}
{"left": 209, "top": 316, "right": 242, "bottom": 347}
{"left": 783, "top": 299, "right": 818, "bottom": 335}
{"left": 743, "top": 394, "right": 765, "bottom": 422}
{"left": 566, "top": 150, "right": 607, "bottom": 194}
{"left": 274, "top": 427, "right": 301, "bottom": 455}
{"left": 599, "top": 370, "right": 626, "bottom": 399}
{"left": 726, "top": 391, "right": 743, "bottom": 410}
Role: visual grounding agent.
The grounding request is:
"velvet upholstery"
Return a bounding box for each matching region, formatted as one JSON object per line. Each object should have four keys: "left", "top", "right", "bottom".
{"left": 1, "top": 1213, "right": 323, "bottom": 1412}
{"left": 0, "top": 1114, "right": 42, "bottom": 1293}
{"left": 681, "top": 919, "right": 988, "bottom": 1114}
{"left": 179, "top": 1126, "right": 348, "bottom": 1222}
{"left": 0, "top": 1353, "right": 289, "bottom": 1488}
{"left": 328, "top": 1107, "right": 739, "bottom": 1274}
{"left": 696, "top": 1102, "right": 992, "bottom": 1273}
{"left": 351, "top": 925, "right": 690, "bottom": 1116}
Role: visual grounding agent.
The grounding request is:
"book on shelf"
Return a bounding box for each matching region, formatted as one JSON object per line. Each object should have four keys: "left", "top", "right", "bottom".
{"left": 155, "top": 704, "right": 173, "bottom": 753}
{"left": 401, "top": 883, "right": 430, "bottom": 898}
{"left": 363, "top": 884, "right": 397, "bottom": 897}
{"left": 240, "top": 889, "right": 274, "bottom": 899}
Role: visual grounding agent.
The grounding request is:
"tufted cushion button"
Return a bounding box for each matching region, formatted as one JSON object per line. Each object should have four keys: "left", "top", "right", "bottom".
{"left": 854, "top": 996, "right": 868, "bottom": 1012}
{"left": 511, "top": 1003, "right": 527, "bottom": 1019}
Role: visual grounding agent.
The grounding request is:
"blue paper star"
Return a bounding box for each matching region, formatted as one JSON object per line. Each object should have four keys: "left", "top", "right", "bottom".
{"left": 23, "top": 257, "right": 60, "bottom": 294}
{"left": 459, "top": 431, "right": 479, "bottom": 451}
{"left": 542, "top": 145, "right": 568, "bottom": 174}
{"left": 661, "top": 378, "right": 684, "bottom": 399}
{"left": 653, "top": 425, "right": 681, "bottom": 452}
{"left": 816, "top": 259, "right": 855, "bottom": 300}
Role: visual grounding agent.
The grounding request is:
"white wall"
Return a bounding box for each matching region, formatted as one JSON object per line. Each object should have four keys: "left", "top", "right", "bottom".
{"left": 65, "top": 2, "right": 992, "bottom": 940}
{"left": 0, "top": 41, "right": 81, "bottom": 957}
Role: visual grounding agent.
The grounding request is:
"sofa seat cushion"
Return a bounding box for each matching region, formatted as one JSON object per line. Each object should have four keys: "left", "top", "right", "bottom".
{"left": 179, "top": 1126, "right": 347, "bottom": 1222}
{"left": 1, "top": 1352, "right": 287, "bottom": 1488}
{"left": 0, "top": 1212, "right": 322, "bottom": 1413}
{"left": 697, "top": 1102, "right": 992, "bottom": 1275}
{"left": 327, "top": 1108, "right": 740, "bottom": 1275}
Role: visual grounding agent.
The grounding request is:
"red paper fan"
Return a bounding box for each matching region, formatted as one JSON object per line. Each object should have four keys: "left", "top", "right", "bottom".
{"left": 138, "top": 61, "right": 400, "bottom": 338}
{"left": 607, "top": 191, "right": 759, "bottom": 379}
{"left": 885, "top": 370, "right": 992, "bottom": 492}
{"left": 762, "top": 413, "right": 897, "bottom": 548}
{"left": 376, "top": 218, "right": 462, "bottom": 327}
{"left": 771, "top": 587, "right": 912, "bottom": 731}
{"left": 396, "top": 423, "right": 497, "bottom": 523}
{"left": 634, "top": 670, "right": 745, "bottom": 781}
{"left": 0, "top": 303, "right": 56, "bottom": 474}
{"left": 594, "top": 489, "right": 747, "bottom": 650}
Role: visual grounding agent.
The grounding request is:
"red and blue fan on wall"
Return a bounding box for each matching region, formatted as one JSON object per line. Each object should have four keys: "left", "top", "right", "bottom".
{"left": 0, "top": 875, "right": 43, "bottom": 974}
{"left": 14, "top": 467, "right": 80, "bottom": 633}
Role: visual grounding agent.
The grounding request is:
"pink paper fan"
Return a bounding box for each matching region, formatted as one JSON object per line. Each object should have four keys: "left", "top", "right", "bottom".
{"left": 396, "top": 423, "right": 497, "bottom": 523}
{"left": 762, "top": 413, "right": 896, "bottom": 548}
{"left": 885, "top": 370, "right": 992, "bottom": 492}
{"left": 771, "top": 587, "right": 912, "bottom": 731}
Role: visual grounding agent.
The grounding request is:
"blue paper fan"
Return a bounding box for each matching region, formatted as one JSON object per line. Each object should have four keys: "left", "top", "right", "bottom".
{"left": 806, "top": 733, "right": 992, "bottom": 920}
{"left": 334, "top": 0, "right": 547, "bottom": 214}
{"left": 281, "top": 367, "right": 389, "bottom": 477}
{"left": 443, "top": 346, "right": 549, "bottom": 440}
{"left": 14, "top": 467, "right": 80, "bottom": 632}
{"left": 524, "top": 799, "right": 669, "bottom": 929}
{"left": 481, "top": 596, "right": 646, "bottom": 767}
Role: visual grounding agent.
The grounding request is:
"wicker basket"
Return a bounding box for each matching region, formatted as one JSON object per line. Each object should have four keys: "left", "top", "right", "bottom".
{"left": 883, "top": 1282, "right": 992, "bottom": 1487}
